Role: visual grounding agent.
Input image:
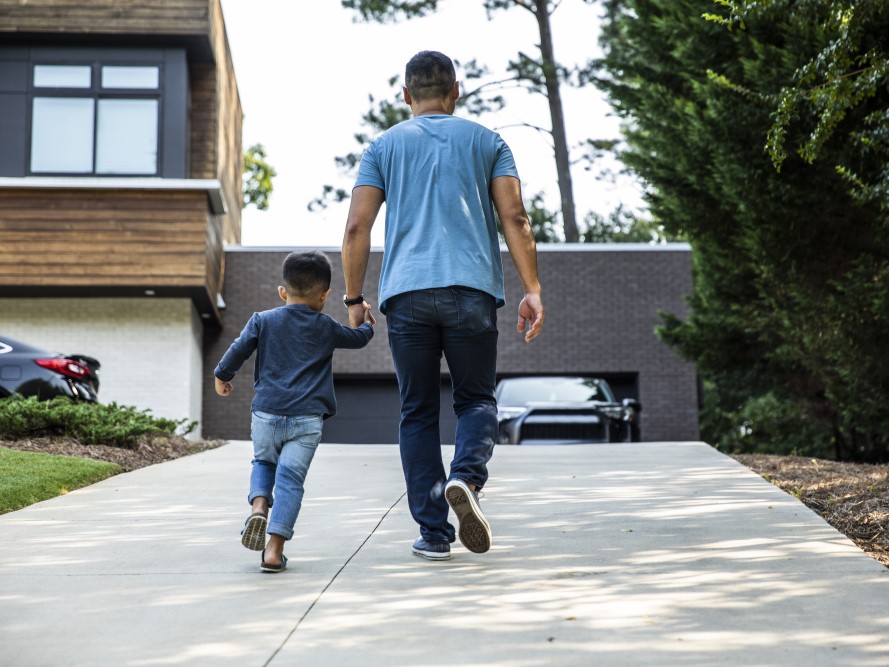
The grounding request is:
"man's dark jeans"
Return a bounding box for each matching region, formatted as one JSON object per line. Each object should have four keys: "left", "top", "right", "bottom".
{"left": 385, "top": 287, "right": 498, "bottom": 544}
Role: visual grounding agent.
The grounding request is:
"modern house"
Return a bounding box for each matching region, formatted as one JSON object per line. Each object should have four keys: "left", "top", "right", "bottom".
{"left": 0, "top": 1, "right": 700, "bottom": 444}
{"left": 0, "top": 0, "right": 243, "bottom": 436}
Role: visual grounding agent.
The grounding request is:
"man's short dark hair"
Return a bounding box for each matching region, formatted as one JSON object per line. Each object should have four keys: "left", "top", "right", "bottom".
{"left": 405, "top": 50, "right": 456, "bottom": 101}
{"left": 282, "top": 251, "right": 331, "bottom": 297}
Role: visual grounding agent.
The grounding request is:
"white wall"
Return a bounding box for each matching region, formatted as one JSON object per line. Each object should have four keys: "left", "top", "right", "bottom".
{"left": 0, "top": 298, "right": 204, "bottom": 438}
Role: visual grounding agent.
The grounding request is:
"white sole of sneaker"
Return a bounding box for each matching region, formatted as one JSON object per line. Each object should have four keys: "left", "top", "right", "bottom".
{"left": 445, "top": 480, "right": 492, "bottom": 553}
{"left": 412, "top": 548, "right": 451, "bottom": 561}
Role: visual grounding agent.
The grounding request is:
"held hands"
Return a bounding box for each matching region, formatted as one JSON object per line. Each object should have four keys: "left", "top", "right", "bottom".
{"left": 215, "top": 376, "right": 234, "bottom": 397}
{"left": 517, "top": 292, "right": 544, "bottom": 343}
{"left": 349, "top": 301, "right": 376, "bottom": 328}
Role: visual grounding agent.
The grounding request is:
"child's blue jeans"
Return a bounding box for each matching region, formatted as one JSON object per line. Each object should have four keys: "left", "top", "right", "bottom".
{"left": 249, "top": 411, "right": 322, "bottom": 540}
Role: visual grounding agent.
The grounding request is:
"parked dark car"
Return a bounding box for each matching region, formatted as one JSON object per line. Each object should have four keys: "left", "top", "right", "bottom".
{"left": 495, "top": 376, "right": 641, "bottom": 444}
{"left": 0, "top": 335, "right": 100, "bottom": 402}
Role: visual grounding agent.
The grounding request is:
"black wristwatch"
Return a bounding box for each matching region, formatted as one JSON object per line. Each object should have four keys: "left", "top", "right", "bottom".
{"left": 343, "top": 294, "right": 365, "bottom": 308}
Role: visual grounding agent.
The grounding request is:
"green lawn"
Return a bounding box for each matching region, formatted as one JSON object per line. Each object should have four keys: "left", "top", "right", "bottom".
{"left": 0, "top": 447, "right": 121, "bottom": 514}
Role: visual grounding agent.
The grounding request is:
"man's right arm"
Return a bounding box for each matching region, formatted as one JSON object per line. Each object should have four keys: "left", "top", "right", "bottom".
{"left": 342, "top": 185, "right": 385, "bottom": 328}
{"left": 491, "top": 176, "right": 544, "bottom": 343}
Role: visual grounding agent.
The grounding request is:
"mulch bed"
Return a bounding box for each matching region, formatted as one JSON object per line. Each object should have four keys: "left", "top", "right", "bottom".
{"left": 733, "top": 454, "right": 889, "bottom": 568}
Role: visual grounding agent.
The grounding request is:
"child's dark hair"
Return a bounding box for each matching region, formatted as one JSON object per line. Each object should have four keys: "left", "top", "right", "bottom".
{"left": 282, "top": 251, "right": 332, "bottom": 297}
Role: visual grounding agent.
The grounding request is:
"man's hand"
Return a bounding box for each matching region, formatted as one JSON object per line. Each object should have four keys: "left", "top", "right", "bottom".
{"left": 362, "top": 302, "right": 376, "bottom": 325}
{"left": 517, "top": 292, "right": 544, "bottom": 342}
{"left": 215, "top": 377, "right": 233, "bottom": 397}
{"left": 349, "top": 302, "right": 375, "bottom": 328}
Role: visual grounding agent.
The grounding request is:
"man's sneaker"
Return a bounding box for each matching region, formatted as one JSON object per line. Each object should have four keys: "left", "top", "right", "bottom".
{"left": 444, "top": 478, "right": 492, "bottom": 553}
{"left": 412, "top": 537, "right": 451, "bottom": 560}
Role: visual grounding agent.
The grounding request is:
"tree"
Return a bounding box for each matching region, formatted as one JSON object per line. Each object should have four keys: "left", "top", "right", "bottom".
{"left": 328, "top": 0, "right": 604, "bottom": 242}
{"left": 703, "top": 0, "right": 889, "bottom": 210}
{"left": 596, "top": 0, "right": 889, "bottom": 461}
{"left": 242, "top": 143, "right": 277, "bottom": 211}
{"left": 580, "top": 206, "right": 678, "bottom": 244}
{"left": 700, "top": 0, "right": 889, "bottom": 459}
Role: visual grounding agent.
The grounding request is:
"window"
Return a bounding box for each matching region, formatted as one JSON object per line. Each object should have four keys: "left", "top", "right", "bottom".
{"left": 30, "top": 98, "right": 95, "bottom": 173}
{"left": 95, "top": 99, "right": 159, "bottom": 174}
{"left": 33, "top": 65, "right": 91, "bottom": 88}
{"left": 30, "top": 63, "right": 161, "bottom": 175}
{"left": 101, "top": 66, "right": 160, "bottom": 89}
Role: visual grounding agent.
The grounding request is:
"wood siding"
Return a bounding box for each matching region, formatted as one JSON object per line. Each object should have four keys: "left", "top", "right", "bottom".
{"left": 0, "top": 188, "right": 216, "bottom": 295}
{"left": 210, "top": 0, "right": 242, "bottom": 245}
{"left": 0, "top": 0, "right": 244, "bottom": 310}
{"left": 0, "top": 0, "right": 211, "bottom": 36}
{"left": 189, "top": 61, "right": 217, "bottom": 181}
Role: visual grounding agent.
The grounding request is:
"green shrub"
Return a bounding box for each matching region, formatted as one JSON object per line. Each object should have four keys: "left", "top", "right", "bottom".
{"left": 705, "top": 390, "right": 835, "bottom": 459}
{"left": 0, "top": 395, "right": 196, "bottom": 448}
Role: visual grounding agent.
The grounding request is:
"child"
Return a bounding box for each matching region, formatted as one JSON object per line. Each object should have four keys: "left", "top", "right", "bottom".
{"left": 214, "top": 250, "right": 374, "bottom": 572}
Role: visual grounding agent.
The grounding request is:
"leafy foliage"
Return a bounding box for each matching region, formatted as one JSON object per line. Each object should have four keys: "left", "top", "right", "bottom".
{"left": 500, "top": 194, "right": 680, "bottom": 243}
{"left": 597, "top": 0, "right": 889, "bottom": 461}
{"left": 0, "top": 396, "right": 196, "bottom": 449}
{"left": 703, "top": 0, "right": 889, "bottom": 197}
{"left": 524, "top": 192, "right": 563, "bottom": 242}
{"left": 580, "top": 206, "right": 679, "bottom": 244}
{"left": 242, "top": 143, "right": 277, "bottom": 211}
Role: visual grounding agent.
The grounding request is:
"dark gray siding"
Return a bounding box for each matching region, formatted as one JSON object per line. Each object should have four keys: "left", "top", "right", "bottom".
{"left": 0, "top": 48, "right": 28, "bottom": 176}
{"left": 0, "top": 45, "right": 188, "bottom": 178}
{"left": 202, "top": 245, "right": 699, "bottom": 443}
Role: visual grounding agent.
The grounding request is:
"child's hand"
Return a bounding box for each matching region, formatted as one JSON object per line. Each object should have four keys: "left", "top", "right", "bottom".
{"left": 362, "top": 302, "right": 376, "bottom": 325}
{"left": 215, "top": 376, "right": 234, "bottom": 397}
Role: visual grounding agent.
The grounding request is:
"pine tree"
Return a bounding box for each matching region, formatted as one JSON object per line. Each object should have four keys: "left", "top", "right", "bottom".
{"left": 597, "top": 0, "right": 889, "bottom": 461}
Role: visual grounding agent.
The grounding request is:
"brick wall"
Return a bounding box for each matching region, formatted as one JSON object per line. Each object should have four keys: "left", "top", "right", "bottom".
{"left": 203, "top": 245, "right": 699, "bottom": 442}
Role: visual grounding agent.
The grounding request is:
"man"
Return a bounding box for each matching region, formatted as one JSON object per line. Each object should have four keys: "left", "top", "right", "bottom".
{"left": 342, "top": 50, "right": 544, "bottom": 561}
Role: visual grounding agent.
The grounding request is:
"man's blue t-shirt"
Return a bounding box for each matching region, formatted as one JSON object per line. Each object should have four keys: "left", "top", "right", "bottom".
{"left": 353, "top": 114, "right": 520, "bottom": 312}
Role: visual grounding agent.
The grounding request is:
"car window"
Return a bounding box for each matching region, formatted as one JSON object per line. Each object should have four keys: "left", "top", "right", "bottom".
{"left": 499, "top": 378, "right": 614, "bottom": 403}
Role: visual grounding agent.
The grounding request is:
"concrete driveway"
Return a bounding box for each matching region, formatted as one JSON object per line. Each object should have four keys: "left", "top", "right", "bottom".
{"left": 1, "top": 441, "right": 887, "bottom": 666}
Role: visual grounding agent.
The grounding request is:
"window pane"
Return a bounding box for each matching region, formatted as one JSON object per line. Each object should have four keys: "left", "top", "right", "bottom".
{"left": 101, "top": 66, "right": 159, "bottom": 89}
{"left": 33, "top": 65, "right": 92, "bottom": 88}
{"left": 95, "top": 99, "right": 158, "bottom": 174}
{"left": 30, "top": 97, "right": 95, "bottom": 173}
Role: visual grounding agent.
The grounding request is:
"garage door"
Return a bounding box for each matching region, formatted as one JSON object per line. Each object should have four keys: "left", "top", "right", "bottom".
{"left": 324, "top": 376, "right": 457, "bottom": 444}
{"left": 325, "top": 373, "right": 640, "bottom": 444}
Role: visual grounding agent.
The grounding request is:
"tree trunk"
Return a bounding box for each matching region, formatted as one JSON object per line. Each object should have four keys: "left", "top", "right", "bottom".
{"left": 534, "top": 0, "right": 578, "bottom": 242}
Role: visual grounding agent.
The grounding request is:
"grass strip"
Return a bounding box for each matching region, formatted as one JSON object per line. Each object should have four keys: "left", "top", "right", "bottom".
{"left": 0, "top": 446, "right": 121, "bottom": 514}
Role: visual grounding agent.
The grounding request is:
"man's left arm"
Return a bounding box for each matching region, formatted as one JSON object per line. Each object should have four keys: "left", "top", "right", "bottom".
{"left": 492, "top": 176, "right": 544, "bottom": 343}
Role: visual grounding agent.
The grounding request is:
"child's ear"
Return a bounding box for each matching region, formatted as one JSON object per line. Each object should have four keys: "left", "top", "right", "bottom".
{"left": 278, "top": 286, "right": 288, "bottom": 301}
{"left": 319, "top": 288, "right": 332, "bottom": 304}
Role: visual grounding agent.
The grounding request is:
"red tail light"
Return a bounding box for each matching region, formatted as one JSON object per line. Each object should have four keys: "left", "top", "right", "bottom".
{"left": 34, "top": 358, "right": 89, "bottom": 380}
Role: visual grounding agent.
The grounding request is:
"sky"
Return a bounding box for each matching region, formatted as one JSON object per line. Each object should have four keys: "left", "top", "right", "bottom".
{"left": 218, "top": 0, "right": 644, "bottom": 248}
